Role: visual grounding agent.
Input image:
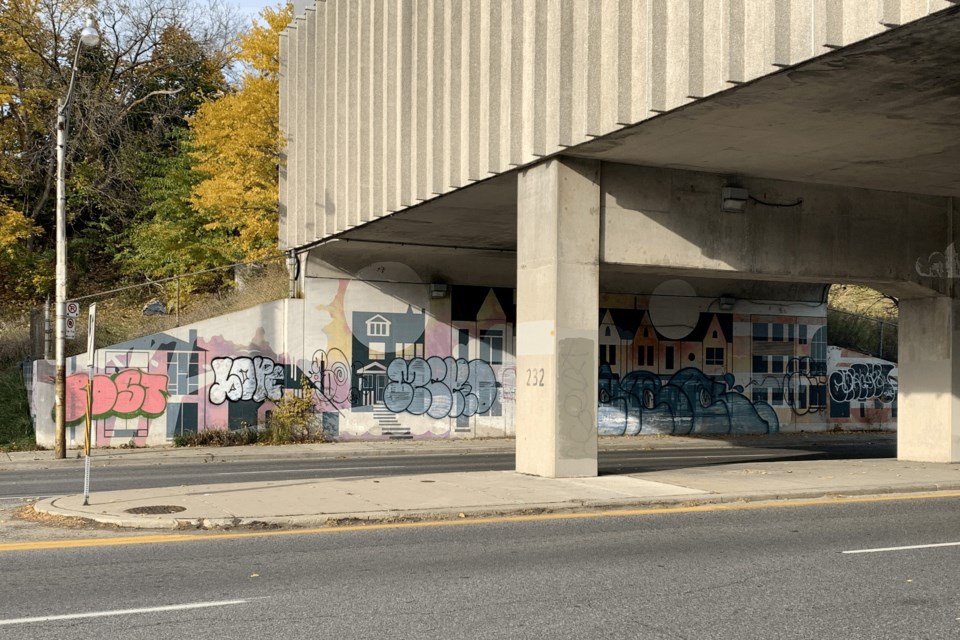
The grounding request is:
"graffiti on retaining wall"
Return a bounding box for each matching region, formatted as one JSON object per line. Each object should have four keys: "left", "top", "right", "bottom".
{"left": 750, "top": 356, "right": 828, "bottom": 418}
{"left": 308, "top": 348, "right": 354, "bottom": 409}
{"left": 829, "top": 363, "right": 897, "bottom": 404}
{"left": 383, "top": 356, "right": 497, "bottom": 418}
{"left": 65, "top": 371, "right": 169, "bottom": 425}
{"left": 209, "top": 356, "right": 284, "bottom": 404}
{"left": 598, "top": 366, "right": 778, "bottom": 436}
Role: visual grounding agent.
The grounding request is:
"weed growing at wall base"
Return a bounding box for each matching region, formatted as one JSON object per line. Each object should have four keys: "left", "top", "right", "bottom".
{"left": 173, "top": 378, "right": 326, "bottom": 448}
{"left": 268, "top": 378, "right": 322, "bottom": 445}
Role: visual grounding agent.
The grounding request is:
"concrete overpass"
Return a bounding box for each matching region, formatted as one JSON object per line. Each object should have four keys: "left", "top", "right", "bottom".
{"left": 280, "top": 1, "right": 960, "bottom": 476}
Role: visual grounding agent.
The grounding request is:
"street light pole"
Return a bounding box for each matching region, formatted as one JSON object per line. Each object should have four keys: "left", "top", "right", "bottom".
{"left": 54, "top": 16, "right": 100, "bottom": 460}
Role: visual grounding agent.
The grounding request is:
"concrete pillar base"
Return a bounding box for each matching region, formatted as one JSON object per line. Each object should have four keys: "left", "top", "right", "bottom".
{"left": 515, "top": 157, "right": 600, "bottom": 478}
{"left": 898, "top": 296, "right": 960, "bottom": 463}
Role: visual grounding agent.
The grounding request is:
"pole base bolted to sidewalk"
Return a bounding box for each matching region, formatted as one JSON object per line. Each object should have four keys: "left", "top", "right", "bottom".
{"left": 82, "top": 303, "right": 97, "bottom": 506}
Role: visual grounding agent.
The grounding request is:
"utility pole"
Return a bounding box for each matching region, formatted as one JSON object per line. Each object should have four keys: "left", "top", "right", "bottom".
{"left": 54, "top": 17, "right": 100, "bottom": 459}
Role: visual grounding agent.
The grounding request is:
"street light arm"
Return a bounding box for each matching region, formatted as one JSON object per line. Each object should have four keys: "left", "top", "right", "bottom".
{"left": 58, "top": 15, "right": 99, "bottom": 119}
{"left": 58, "top": 36, "right": 86, "bottom": 120}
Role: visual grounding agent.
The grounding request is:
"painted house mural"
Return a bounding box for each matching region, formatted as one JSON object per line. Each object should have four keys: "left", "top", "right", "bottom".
{"left": 30, "top": 274, "right": 895, "bottom": 449}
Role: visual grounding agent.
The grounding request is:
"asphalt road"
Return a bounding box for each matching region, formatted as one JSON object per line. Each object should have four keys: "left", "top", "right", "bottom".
{"left": 1, "top": 493, "right": 957, "bottom": 639}
{"left": 0, "top": 440, "right": 895, "bottom": 500}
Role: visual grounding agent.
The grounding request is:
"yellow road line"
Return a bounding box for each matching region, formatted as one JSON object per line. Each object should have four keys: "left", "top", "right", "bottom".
{"left": 5, "top": 490, "right": 960, "bottom": 553}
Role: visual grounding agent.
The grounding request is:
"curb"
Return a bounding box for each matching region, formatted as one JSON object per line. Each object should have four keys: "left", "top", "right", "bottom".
{"left": 2, "top": 433, "right": 895, "bottom": 471}
{"left": 33, "top": 481, "right": 960, "bottom": 531}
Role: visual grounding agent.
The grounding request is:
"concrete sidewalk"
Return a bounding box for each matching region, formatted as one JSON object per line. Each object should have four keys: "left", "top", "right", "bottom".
{"left": 1, "top": 431, "right": 892, "bottom": 469}
{"left": 29, "top": 433, "right": 960, "bottom": 530}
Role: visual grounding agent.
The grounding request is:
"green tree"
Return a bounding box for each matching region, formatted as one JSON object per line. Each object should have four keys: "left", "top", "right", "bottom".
{"left": 118, "top": 129, "right": 237, "bottom": 285}
{"left": 0, "top": 0, "right": 243, "bottom": 307}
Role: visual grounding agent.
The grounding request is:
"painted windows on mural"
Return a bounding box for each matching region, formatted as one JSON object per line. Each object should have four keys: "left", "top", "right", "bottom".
{"left": 369, "top": 342, "right": 386, "bottom": 360}
{"left": 771, "top": 387, "right": 784, "bottom": 406}
{"left": 771, "top": 356, "right": 784, "bottom": 374}
{"left": 705, "top": 347, "right": 724, "bottom": 366}
{"left": 366, "top": 315, "right": 390, "bottom": 337}
{"left": 456, "top": 328, "right": 470, "bottom": 359}
{"left": 600, "top": 344, "right": 617, "bottom": 367}
{"left": 811, "top": 327, "right": 827, "bottom": 375}
{"left": 799, "top": 324, "right": 808, "bottom": 345}
{"left": 665, "top": 346, "right": 675, "bottom": 370}
{"left": 479, "top": 330, "right": 504, "bottom": 365}
{"left": 637, "top": 345, "right": 655, "bottom": 367}
{"left": 395, "top": 342, "right": 422, "bottom": 358}
{"left": 753, "top": 355, "right": 767, "bottom": 373}
{"left": 167, "top": 352, "right": 199, "bottom": 395}
{"left": 752, "top": 387, "right": 769, "bottom": 403}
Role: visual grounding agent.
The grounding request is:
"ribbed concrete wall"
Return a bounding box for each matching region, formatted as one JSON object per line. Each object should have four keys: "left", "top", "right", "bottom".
{"left": 278, "top": 0, "right": 955, "bottom": 250}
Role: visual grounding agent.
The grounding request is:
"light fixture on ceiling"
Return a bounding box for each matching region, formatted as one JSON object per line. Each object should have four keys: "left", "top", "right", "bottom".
{"left": 721, "top": 186, "right": 749, "bottom": 213}
{"left": 718, "top": 296, "right": 736, "bottom": 311}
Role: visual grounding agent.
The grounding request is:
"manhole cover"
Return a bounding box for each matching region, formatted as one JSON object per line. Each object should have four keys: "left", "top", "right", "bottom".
{"left": 124, "top": 505, "right": 187, "bottom": 515}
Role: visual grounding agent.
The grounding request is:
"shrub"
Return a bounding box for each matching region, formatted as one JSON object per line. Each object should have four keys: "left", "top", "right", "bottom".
{"left": 268, "top": 377, "right": 320, "bottom": 445}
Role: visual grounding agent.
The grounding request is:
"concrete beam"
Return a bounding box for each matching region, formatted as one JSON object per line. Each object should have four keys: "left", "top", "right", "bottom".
{"left": 516, "top": 157, "right": 600, "bottom": 478}
{"left": 599, "top": 163, "right": 955, "bottom": 297}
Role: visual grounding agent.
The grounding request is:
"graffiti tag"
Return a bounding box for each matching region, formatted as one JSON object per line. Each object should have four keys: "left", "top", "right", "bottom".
{"left": 209, "top": 356, "right": 284, "bottom": 404}
{"left": 65, "top": 371, "right": 169, "bottom": 425}
{"left": 598, "top": 366, "right": 779, "bottom": 436}
{"left": 383, "top": 357, "right": 497, "bottom": 419}
{"left": 916, "top": 243, "right": 960, "bottom": 279}
{"left": 782, "top": 357, "right": 827, "bottom": 417}
{"left": 829, "top": 363, "right": 897, "bottom": 404}
{"left": 308, "top": 348, "right": 353, "bottom": 409}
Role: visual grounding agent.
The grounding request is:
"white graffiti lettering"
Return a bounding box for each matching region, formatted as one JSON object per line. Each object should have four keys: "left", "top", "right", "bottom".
{"left": 383, "top": 357, "right": 497, "bottom": 419}
{"left": 916, "top": 243, "right": 960, "bottom": 279}
{"left": 828, "top": 363, "right": 897, "bottom": 404}
{"left": 209, "top": 356, "right": 285, "bottom": 405}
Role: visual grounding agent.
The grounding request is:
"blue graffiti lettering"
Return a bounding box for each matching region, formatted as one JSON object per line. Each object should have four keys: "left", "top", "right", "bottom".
{"left": 598, "top": 366, "right": 779, "bottom": 436}
{"left": 383, "top": 357, "right": 497, "bottom": 419}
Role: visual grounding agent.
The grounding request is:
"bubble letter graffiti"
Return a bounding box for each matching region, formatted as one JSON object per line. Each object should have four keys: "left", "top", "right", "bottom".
{"left": 383, "top": 357, "right": 497, "bottom": 418}
{"left": 65, "top": 371, "right": 169, "bottom": 425}
{"left": 209, "top": 356, "right": 285, "bottom": 405}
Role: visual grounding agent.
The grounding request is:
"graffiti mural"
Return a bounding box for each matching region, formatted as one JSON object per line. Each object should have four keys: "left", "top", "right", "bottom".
{"left": 65, "top": 371, "right": 169, "bottom": 425}
{"left": 35, "top": 277, "right": 888, "bottom": 449}
{"left": 383, "top": 357, "right": 497, "bottom": 419}
{"left": 308, "top": 348, "right": 354, "bottom": 409}
{"left": 826, "top": 347, "right": 897, "bottom": 426}
{"left": 209, "top": 356, "right": 285, "bottom": 405}
{"left": 599, "top": 366, "right": 778, "bottom": 435}
{"left": 596, "top": 300, "right": 833, "bottom": 432}
{"left": 829, "top": 363, "right": 897, "bottom": 404}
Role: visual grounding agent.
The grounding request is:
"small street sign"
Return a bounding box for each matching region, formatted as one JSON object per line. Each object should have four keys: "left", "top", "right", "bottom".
{"left": 65, "top": 317, "right": 76, "bottom": 339}
{"left": 65, "top": 301, "right": 80, "bottom": 318}
{"left": 87, "top": 303, "right": 97, "bottom": 362}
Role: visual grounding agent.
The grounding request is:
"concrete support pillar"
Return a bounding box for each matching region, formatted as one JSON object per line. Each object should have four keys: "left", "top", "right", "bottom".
{"left": 516, "top": 157, "right": 600, "bottom": 477}
{"left": 898, "top": 296, "right": 960, "bottom": 463}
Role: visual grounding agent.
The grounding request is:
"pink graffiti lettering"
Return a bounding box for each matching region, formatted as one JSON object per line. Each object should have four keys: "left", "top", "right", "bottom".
{"left": 65, "top": 371, "right": 169, "bottom": 425}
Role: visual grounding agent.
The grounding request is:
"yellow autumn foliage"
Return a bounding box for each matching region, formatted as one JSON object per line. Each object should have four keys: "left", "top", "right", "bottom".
{"left": 188, "top": 3, "right": 292, "bottom": 260}
{"left": 0, "top": 203, "right": 39, "bottom": 251}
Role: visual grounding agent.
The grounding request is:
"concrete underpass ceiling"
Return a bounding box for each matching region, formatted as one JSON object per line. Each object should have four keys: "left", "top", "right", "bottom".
{"left": 330, "top": 5, "right": 960, "bottom": 255}
{"left": 569, "top": 5, "right": 960, "bottom": 197}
